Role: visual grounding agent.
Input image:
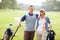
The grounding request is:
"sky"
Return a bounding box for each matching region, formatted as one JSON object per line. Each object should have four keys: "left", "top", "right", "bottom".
{"left": 16, "top": 0, "right": 46, "bottom": 6}
{"left": 0, "top": 0, "right": 2, "bottom": 2}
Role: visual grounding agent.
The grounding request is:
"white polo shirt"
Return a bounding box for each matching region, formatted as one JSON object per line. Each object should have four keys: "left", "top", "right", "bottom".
{"left": 37, "top": 17, "right": 46, "bottom": 32}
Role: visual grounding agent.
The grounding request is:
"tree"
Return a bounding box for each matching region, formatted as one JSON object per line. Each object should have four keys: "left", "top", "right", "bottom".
{"left": 1, "top": 0, "right": 17, "bottom": 9}
{"left": 0, "top": 2, "right": 2, "bottom": 9}
{"left": 46, "top": 0, "right": 60, "bottom": 11}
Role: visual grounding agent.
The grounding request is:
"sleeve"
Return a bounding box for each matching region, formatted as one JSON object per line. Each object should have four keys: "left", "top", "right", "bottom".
{"left": 21, "top": 15, "right": 26, "bottom": 21}
{"left": 36, "top": 19, "right": 39, "bottom": 29}
{"left": 47, "top": 17, "right": 51, "bottom": 24}
{"left": 36, "top": 14, "right": 38, "bottom": 18}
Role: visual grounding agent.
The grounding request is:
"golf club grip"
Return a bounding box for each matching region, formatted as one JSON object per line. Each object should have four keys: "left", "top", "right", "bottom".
{"left": 11, "top": 27, "right": 19, "bottom": 40}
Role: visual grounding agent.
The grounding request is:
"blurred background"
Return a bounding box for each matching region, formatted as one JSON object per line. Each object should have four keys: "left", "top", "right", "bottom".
{"left": 0, "top": 0, "right": 60, "bottom": 40}
{"left": 0, "top": 0, "right": 60, "bottom": 11}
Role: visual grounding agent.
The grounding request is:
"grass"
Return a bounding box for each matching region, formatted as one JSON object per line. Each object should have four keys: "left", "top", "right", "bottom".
{"left": 0, "top": 9, "right": 60, "bottom": 40}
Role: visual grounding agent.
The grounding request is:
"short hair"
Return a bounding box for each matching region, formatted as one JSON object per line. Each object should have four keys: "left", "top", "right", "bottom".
{"left": 28, "top": 5, "right": 34, "bottom": 9}
{"left": 29, "top": 5, "right": 33, "bottom": 7}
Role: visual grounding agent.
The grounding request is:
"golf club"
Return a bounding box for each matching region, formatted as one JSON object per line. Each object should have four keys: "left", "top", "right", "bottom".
{"left": 11, "top": 24, "right": 21, "bottom": 40}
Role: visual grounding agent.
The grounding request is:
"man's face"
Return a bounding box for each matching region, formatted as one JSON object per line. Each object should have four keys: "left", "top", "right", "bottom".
{"left": 29, "top": 7, "right": 34, "bottom": 14}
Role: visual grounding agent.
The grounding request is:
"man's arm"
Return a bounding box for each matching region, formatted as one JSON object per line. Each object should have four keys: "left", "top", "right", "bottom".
{"left": 18, "top": 15, "right": 26, "bottom": 27}
{"left": 35, "top": 14, "right": 39, "bottom": 29}
{"left": 35, "top": 14, "right": 38, "bottom": 30}
{"left": 36, "top": 14, "right": 38, "bottom": 18}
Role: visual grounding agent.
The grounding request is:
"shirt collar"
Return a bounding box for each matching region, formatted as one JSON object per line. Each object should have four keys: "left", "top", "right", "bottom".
{"left": 28, "top": 13, "right": 33, "bottom": 16}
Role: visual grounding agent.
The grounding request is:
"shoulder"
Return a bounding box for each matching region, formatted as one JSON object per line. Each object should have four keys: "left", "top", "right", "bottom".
{"left": 24, "top": 13, "right": 29, "bottom": 17}
{"left": 34, "top": 13, "right": 39, "bottom": 18}
{"left": 45, "top": 16, "right": 49, "bottom": 18}
{"left": 35, "top": 14, "right": 38, "bottom": 16}
{"left": 45, "top": 16, "right": 51, "bottom": 23}
{"left": 21, "top": 14, "right": 28, "bottom": 19}
{"left": 33, "top": 13, "right": 38, "bottom": 15}
{"left": 45, "top": 16, "right": 50, "bottom": 19}
{"left": 22, "top": 15, "right": 26, "bottom": 17}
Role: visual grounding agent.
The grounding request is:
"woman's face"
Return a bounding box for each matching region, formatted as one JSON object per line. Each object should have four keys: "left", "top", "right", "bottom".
{"left": 40, "top": 10, "right": 45, "bottom": 16}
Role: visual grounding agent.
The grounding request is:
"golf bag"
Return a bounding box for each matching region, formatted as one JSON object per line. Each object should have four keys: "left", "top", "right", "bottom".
{"left": 2, "top": 24, "right": 13, "bottom": 40}
{"left": 46, "top": 30, "right": 56, "bottom": 40}
{"left": 1, "top": 24, "right": 20, "bottom": 40}
{"left": 11, "top": 26, "right": 19, "bottom": 40}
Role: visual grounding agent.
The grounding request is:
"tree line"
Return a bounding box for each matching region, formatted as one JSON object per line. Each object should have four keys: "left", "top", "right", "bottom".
{"left": 0, "top": 0, "right": 17, "bottom": 9}
{"left": 0, "top": 0, "right": 60, "bottom": 11}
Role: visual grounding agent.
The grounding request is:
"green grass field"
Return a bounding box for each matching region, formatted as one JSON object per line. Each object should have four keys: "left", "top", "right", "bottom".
{"left": 0, "top": 9, "right": 60, "bottom": 40}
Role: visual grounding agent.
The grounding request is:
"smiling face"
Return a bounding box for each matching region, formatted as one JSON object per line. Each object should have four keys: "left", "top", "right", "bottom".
{"left": 29, "top": 5, "right": 34, "bottom": 14}
{"left": 40, "top": 9, "right": 45, "bottom": 16}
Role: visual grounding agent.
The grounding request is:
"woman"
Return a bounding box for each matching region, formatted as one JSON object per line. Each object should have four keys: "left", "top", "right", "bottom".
{"left": 36, "top": 9, "right": 51, "bottom": 40}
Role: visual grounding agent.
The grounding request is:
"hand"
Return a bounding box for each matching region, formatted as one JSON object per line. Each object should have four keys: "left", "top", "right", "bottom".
{"left": 42, "top": 26, "right": 46, "bottom": 32}
{"left": 17, "top": 24, "right": 21, "bottom": 28}
{"left": 49, "top": 24, "right": 52, "bottom": 30}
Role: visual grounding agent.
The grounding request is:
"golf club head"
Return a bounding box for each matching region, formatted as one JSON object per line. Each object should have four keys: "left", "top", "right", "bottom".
{"left": 9, "top": 23, "right": 13, "bottom": 28}
{"left": 10, "top": 23, "right": 12, "bottom": 26}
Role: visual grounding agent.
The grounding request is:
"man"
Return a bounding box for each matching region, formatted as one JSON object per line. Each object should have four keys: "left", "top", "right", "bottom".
{"left": 18, "top": 5, "right": 38, "bottom": 40}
